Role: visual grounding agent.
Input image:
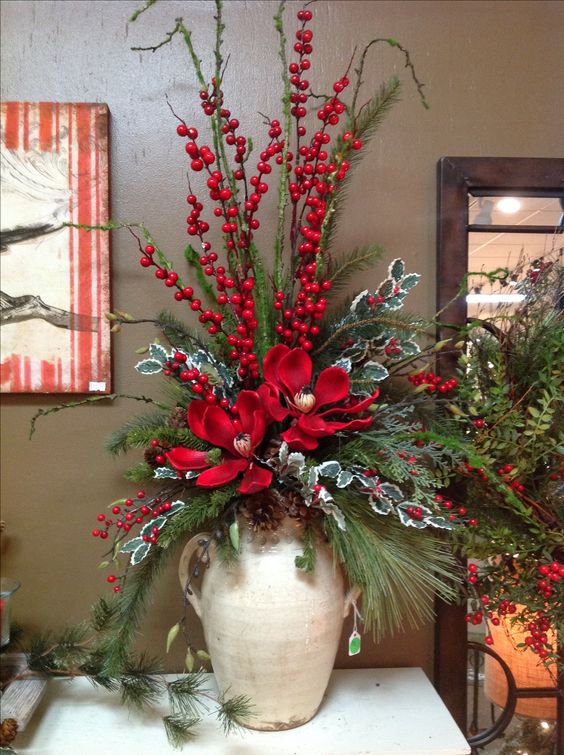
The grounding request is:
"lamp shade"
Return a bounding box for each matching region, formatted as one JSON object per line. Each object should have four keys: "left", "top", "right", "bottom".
{"left": 484, "top": 610, "right": 557, "bottom": 720}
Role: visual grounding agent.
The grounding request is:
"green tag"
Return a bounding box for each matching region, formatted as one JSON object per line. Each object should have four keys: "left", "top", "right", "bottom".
{"left": 348, "top": 630, "right": 361, "bottom": 656}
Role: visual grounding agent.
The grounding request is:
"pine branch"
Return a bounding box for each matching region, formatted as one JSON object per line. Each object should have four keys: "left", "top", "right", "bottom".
{"left": 216, "top": 693, "right": 254, "bottom": 734}
{"left": 167, "top": 672, "right": 210, "bottom": 718}
{"left": 324, "top": 499, "right": 460, "bottom": 639}
{"left": 320, "top": 78, "right": 401, "bottom": 255}
{"left": 104, "top": 410, "right": 166, "bottom": 456}
{"left": 123, "top": 462, "right": 156, "bottom": 483}
{"left": 327, "top": 245, "right": 385, "bottom": 294}
{"left": 120, "top": 654, "right": 164, "bottom": 710}
{"left": 100, "top": 545, "right": 171, "bottom": 676}
{"left": 163, "top": 713, "right": 200, "bottom": 748}
{"left": 295, "top": 523, "right": 316, "bottom": 572}
{"left": 157, "top": 485, "right": 239, "bottom": 549}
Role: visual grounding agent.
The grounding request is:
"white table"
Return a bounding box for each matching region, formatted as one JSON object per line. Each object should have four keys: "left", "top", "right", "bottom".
{"left": 11, "top": 668, "right": 470, "bottom": 754}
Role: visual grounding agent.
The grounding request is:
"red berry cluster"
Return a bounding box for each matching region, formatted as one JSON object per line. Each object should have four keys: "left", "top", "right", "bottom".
{"left": 523, "top": 612, "right": 554, "bottom": 659}
{"left": 139, "top": 244, "right": 226, "bottom": 336}
{"left": 537, "top": 559, "right": 563, "bottom": 600}
{"left": 494, "top": 463, "right": 527, "bottom": 494}
{"left": 91, "top": 489, "right": 173, "bottom": 590}
{"left": 162, "top": 352, "right": 224, "bottom": 404}
{"left": 463, "top": 462, "right": 489, "bottom": 483}
{"left": 273, "top": 272, "right": 331, "bottom": 350}
{"left": 408, "top": 370, "right": 458, "bottom": 393}
{"left": 433, "top": 494, "right": 477, "bottom": 526}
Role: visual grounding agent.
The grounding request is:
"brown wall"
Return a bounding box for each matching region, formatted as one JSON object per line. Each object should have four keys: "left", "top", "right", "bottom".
{"left": 1, "top": 0, "right": 563, "bottom": 676}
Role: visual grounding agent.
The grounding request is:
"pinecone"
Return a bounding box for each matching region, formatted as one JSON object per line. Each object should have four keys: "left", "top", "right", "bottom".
{"left": 0, "top": 718, "right": 18, "bottom": 747}
{"left": 144, "top": 446, "right": 161, "bottom": 468}
{"left": 166, "top": 406, "right": 187, "bottom": 429}
{"left": 283, "top": 490, "right": 323, "bottom": 524}
{"left": 241, "top": 490, "right": 286, "bottom": 532}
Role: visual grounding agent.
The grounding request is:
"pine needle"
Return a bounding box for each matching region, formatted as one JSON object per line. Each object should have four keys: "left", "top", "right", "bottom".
{"left": 163, "top": 714, "right": 200, "bottom": 748}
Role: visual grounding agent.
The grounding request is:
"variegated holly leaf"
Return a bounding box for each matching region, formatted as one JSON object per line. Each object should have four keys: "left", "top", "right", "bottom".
{"left": 135, "top": 358, "right": 163, "bottom": 375}
{"left": 370, "top": 497, "right": 393, "bottom": 515}
{"left": 400, "top": 273, "right": 420, "bottom": 292}
{"left": 336, "top": 469, "right": 354, "bottom": 488}
{"left": 154, "top": 466, "right": 178, "bottom": 479}
{"left": 425, "top": 515, "right": 456, "bottom": 530}
{"left": 149, "top": 343, "right": 168, "bottom": 363}
{"left": 165, "top": 500, "right": 186, "bottom": 516}
{"left": 286, "top": 451, "right": 306, "bottom": 475}
{"left": 120, "top": 536, "right": 144, "bottom": 554}
{"left": 363, "top": 360, "right": 389, "bottom": 382}
{"left": 333, "top": 357, "right": 352, "bottom": 373}
{"left": 379, "top": 482, "right": 404, "bottom": 502}
{"left": 378, "top": 278, "right": 394, "bottom": 299}
{"left": 131, "top": 541, "right": 152, "bottom": 565}
{"left": 317, "top": 489, "right": 346, "bottom": 530}
{"left": 350, "top": 289, "right": 369, "bottom": 314}
{"left": 316, "top": 460, "right": 341, "bottom": 478}
{"left": 389, "top": 258, "right": 405, "bottom": 282}
{"left": 140, "top": 515, "right": 167, "bottom": 537}
{"left": 398, "top": 340, "right": 420, "bottom": 357}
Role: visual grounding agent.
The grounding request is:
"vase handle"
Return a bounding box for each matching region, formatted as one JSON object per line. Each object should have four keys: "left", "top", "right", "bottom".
{"left": 178, "top": 532, "right": 211, "bottom": 619}
{"left": 343, "top": 584, "right": 362, "bottom": 618}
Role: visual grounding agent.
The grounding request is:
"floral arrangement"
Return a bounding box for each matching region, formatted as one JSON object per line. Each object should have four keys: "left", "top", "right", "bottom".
{"left": 451, "top": 257, "right": 563, "bottom": 665}
{"left": 24, "top": 0, "right": 480, "bottom": 746}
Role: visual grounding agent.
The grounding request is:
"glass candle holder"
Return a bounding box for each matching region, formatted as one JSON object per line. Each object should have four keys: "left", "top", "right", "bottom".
{"left": 0, "top": 578, "right": 21, "bottom": 647}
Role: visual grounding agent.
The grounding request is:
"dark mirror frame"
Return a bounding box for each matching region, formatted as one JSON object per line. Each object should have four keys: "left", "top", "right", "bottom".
{"left": 434, "top": 156, "right": 564, "bottom": 738}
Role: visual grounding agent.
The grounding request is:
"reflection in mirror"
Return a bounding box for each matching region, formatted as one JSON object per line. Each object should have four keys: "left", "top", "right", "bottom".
{"left": 434, "top": 157, "right": 564, "bottom": 745}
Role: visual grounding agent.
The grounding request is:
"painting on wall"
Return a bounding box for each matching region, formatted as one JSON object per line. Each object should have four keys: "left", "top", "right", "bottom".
{"left": 0, "top": 102, "right": 111, "bottom": 393}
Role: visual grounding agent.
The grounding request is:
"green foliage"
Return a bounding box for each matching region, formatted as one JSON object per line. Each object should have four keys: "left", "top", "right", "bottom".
{"left": 156, "top": 485, "right": 239, "bottom": 549}
{"left": 120, "top": 654, "right": 163, "bottom": 710}
{"left": 294, "top": 523, "right": 317, "bottom": 572}
{"left": 163, "top": 713, "right": 200, "bottom": 748}
{"left": 326, "top": 245, "right": 384, "bottom": 295}
{"left": 104, "top": 411, "right": 166, "bottom": 455}
{"left": 216, "top": 694, "right": 254, "bottom": 734}
{"left": 124, "top": 462, "right": 155, "bottom": 483}
{"left": 324, "top": 499, "right": 460, "bottom": 639}
{"left": 100, "top": 545, "right": 171, "bottom": 676}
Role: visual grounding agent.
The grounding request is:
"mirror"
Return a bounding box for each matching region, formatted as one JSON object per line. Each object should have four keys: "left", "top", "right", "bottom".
{"left": 434, "top": 156, "right": 564, "bottom": 744}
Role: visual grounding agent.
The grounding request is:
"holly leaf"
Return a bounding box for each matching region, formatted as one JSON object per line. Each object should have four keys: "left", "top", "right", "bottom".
{"left": 379, "top": 483, "right": 404, "bottom": 502}
{"left": 120, "top": 536, "right": 144, "bottom": 554}
{"left": 316, "top": 460, "right": 341, "bottom": 478}
{"left": 400, "top": 273, "right": 420, "bottom": 292}
{"left": 336, "top": 470, "right": 354, "bottom": 488}
{"left": 141, "top": 515, "right": 167, "bottom": 537}
{"left": 154, "top": 467, "right": 178, "bottom": 479}
{"left": 131, "top": 541, "right": 152, "bottom": 565}
{"left": 370, "top": 498, "right": 393, "bottom": 515}
{"left": 149, "top": 343, "right": 168, "bottom": 363}
{"left": 389, "top": 258, "right": 405, "bottom": 282}
{"left": 135, "top": 358, "right": 163, "bottom": 375}
{"left": 378, "top": 278, "right": 394, "bottom": 299}
{"left": 334, "top": 357, "right": 352, "bottom": 373}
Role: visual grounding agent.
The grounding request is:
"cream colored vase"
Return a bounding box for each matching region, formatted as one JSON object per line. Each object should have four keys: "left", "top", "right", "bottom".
{"left": 179, "top": 516, "right": 360, "bottom": 731}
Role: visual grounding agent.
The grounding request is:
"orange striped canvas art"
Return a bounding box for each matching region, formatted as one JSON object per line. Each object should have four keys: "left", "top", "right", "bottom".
{"left": 0, "top": 102, "right": 111, "bottom": 393}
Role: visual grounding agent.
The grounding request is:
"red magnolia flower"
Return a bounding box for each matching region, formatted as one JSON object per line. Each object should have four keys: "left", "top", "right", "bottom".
{"left": 166, "top": 391, "right": 272, "bottom": 494}
{"left": 263, "top": 344, "right": 377, "bottom": 450}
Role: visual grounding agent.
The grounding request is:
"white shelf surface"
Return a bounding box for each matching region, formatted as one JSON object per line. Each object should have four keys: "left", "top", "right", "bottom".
{"left": 12, "top": 667, "right": 470, "bottom": 754}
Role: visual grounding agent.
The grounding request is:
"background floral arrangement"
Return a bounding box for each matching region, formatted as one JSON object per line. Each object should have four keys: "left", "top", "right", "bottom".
{"left": 451, "top": 257, "right": 563, "bottom": 664}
